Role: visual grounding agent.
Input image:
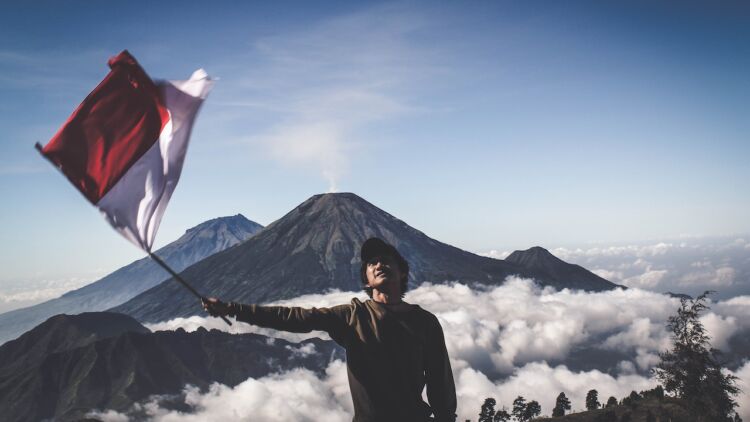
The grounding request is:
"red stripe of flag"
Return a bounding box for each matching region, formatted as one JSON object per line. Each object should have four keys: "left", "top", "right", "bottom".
{"left": 39, "top": 50, "right": 170, "bottom": 204}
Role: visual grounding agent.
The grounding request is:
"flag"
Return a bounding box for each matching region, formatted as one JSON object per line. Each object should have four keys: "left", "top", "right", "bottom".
{"left": 37, "top": 50, "right": 213, "bottom": 251}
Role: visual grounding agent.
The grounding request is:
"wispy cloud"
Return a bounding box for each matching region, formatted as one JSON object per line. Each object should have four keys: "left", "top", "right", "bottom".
{"left": 0, "top": 163, "right": 48, "bottom": 176}
{"left": 0, "top": 274, "right": 102, "bottom": 313}
{"left": 216, "top": 4, "right": 442, "bottom": 191}
{"left": 0, "top": 48, "right": 106, "bottom": 91}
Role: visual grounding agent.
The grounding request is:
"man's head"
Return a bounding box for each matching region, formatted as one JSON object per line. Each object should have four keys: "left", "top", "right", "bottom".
{"left": 360, "top": 237, "right": 409, "bottom": 298}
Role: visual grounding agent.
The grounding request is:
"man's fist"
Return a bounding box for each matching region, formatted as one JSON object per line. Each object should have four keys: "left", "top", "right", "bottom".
{"left": 202, "top": 297, "right": 232, "bottom": 317}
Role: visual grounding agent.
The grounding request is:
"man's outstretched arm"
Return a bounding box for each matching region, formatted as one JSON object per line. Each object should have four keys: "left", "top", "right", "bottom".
{"left": 202, "top": 297, "right": 351, "bottom": 341}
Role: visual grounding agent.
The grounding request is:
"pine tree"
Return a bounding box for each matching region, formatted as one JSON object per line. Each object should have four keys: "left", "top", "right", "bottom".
{"left": 640, "top": 385, "right": 664, "bottom": 400}
{"left": 585, "top": 389, "right": 600, "bottom": 410}
{"left": 512, "top": 396, "right": 526, "bottom": 421}
{"left": 653, "top": 291, "right": 740, "bottom": 421}
{"left": 479, "top": 398, "right": 496, "bottom": 422}
{"left": 622, "top": 391, "right": 640, "bottom": 407}
{"left": 493, "top": 407, "right": 511, "bottom": 422}
{"left": 523, "top": 400, "right": 541, "bottom": 420}
{"left": 605, "top": 396, "right": 618, "bottom": 408}
{"left": 552, "top": 392, "right": 571, "bottom": 417}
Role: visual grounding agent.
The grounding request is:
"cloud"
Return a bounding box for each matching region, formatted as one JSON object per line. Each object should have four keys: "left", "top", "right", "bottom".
{"left": 0, "top": 163, "right": 49, "bottom": 176}
{"left": 455, "top": 363, "right": 657, "bottom": 416}
{"left": 88, "top": 355, "right": 664, "bottom": 421}
{"left": 734, "top": 361, "right": 750, "bottom": 421}
{"left": 550, "top": 242, "right": 677, "bottom": 261}
{"left": 90, "top": 362, "right": 353, "bottom": 422}
{"left": 539, "top": 236, "right": 750, "bottom": 298}
{"left": 590, "top": 268, "right": 624, "bottom": 282}
{"left": 133, "top": 280, "right": 749, "bottom": 420}
{"left": 479, "top": 250, "right": 511, "bottom": 260}
{"left": 0, "top": 275, "right": 101, "bottom": 313}
{"left": 0, "top": 48, "right": 106, "bottom": 91}
{"left": 623, "top": 269, "right": 668, "bottom": 289}
{"left": 225, "top": 4, "right": 439, "bottom": 191}
{"left": 259, "top": 121, "right": 350, "bottom": 193}
{"left": 680, "top": 265, "right": 736, "bottom": 287}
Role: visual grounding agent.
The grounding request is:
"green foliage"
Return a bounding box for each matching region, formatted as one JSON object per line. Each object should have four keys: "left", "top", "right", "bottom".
{"left": 585, "top": 389, "right": 600, "bottom": 411}
{"left": 621, "top": 391, "right": 641, "bottom": 407}
{"left": 595, "top": 410, "right": 616, "bottom": 422}
{"left": 512, "top": 396, "right": 527, "bottom": 421}
{"left": 479, "top": 398, "right": 496, "bottom": 422}
{"left": 653, "top": 291, "right": 740, "bottom": 421}
{"left": 640, "top": 385, "right": 664, "bottom": 400}
{"left": 493, "top": 408, "right": 511, "bottom": 422}
{"left": 523, "top": 400, "right": 541, "bottom": 420}
{"left": 605, "top": 396, "right": 618, "bottom": 408}
{"left": 552, "top": 392, "right": 571, "bottom": 417}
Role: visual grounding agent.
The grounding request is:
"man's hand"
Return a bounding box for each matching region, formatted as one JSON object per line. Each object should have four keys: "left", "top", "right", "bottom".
{"left": 202, "top": 297, "right": 232, "bottom": 317}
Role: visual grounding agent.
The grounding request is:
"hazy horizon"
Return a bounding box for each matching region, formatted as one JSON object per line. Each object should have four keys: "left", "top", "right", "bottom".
{"left": 1, "top": 219, "right": 747, "bottom": 314}
{"left": 1, "top": 1, "right": 748, "bottom": 291}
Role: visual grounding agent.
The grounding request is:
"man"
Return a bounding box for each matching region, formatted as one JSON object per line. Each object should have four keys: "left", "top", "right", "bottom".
{"left": 203, "top": 237, "right": 457, "bottom": 422}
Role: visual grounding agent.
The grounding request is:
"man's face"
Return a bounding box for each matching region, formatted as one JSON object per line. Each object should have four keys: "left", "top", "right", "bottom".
{"left": 365, "top": 254, "right": 404, "bottom": 293}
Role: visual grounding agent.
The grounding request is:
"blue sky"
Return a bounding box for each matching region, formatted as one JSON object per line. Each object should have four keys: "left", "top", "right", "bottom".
{"left": 1, "top": 1, "right": 748, "bottom": 292}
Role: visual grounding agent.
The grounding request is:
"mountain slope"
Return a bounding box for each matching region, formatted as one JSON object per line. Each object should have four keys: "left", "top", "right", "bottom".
{"left": 0, "top": 312, "right": 342, "bottom": 422}
{"left": 0, "top": 215, "right": 262, "bottom": 345}
{"left": 506, "top": 246, "right": 624, "bottom": 291}
{"left": 113, "top": 193, "right": 619, "bottom": 323}
{"left": 0, "top": 312, "right": 149, "bottom": 379}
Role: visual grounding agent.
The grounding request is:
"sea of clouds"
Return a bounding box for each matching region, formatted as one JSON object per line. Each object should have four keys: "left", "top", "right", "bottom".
{"left": 90, "top": 278, "right": 750, "bottom": 421}
{"left": 484, "top": 235, "right": 750, "bottom": 300}
{"left": 0, "top": 275, "right": 99, "bottom": 314}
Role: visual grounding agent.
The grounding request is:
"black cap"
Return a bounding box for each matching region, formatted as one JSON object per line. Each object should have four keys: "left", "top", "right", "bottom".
{"left": 359, "top": 237, "right": 410, "bottom": 296}
{"left": 361, "top": 237, "right": 402, "bottom": 263}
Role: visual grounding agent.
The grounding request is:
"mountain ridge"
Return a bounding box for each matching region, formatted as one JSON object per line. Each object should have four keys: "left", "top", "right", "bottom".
{"left": 112, "top": 193, "right": 619, "bottom": 323}
{"left": 0, "top": 214, "right": 263, "bottom": 345}
{"left": 506, "top": 245, "right": 624, "bottom": 290}
{"left": 0, "top": 311, "right": 342, "bottom": 422}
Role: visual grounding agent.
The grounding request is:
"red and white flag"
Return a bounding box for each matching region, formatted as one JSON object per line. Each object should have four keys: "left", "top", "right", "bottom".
{"left": 37, "top": 50, "right": 213, "bottom": 251}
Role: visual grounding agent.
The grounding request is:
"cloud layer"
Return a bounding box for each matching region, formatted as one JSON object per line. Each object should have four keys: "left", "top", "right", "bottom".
{"left": 484, "top": 236, "right": 750, "bottom": 299}
{"left": 102, "top": 279, "right": 750, "bottom": 420}
{"left": 0, "top": 275, "right": 100, "bottom": 313}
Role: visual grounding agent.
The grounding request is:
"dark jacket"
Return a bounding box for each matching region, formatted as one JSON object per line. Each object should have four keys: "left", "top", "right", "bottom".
{"left": 233, "top": 298, "right": 457, "bottom": 422}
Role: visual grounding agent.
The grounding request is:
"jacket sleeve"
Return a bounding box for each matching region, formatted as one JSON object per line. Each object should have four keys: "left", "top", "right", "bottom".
{"left": 231, "top": 303, "right": 352, "bottom": 346}
{"left": 425, "top": 314, "right": 457, "bottom": 422}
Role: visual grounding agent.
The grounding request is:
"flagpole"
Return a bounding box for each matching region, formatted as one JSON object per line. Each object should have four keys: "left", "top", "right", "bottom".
{"left": 36, "top": 142, "right": 231, "bottom": 326}
{"left": 148, "top": 252, "right": 232, "bottom": 326}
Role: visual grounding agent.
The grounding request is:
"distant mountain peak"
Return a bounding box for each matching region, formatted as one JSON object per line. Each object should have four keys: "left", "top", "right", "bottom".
{"left": 506, "top": 246, "right": 562, "bottom": 266}
{"left": 184, "top": 213, "right": 260, "bottom": 235}
{"left": 506, "top": 245, "right": 621, "bottom": 290}
{"left": 295, "top": 192, "right": 382, "bottom": 215}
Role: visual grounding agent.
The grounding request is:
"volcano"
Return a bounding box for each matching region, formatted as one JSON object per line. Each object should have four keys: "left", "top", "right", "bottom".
{"left": 112, "top": 193, "right": 619, "bottom": 323}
